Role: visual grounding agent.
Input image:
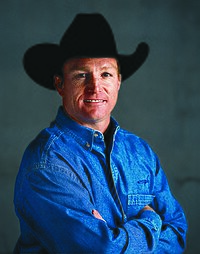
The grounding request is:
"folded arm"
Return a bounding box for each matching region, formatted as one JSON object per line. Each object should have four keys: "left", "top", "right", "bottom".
{"left": 15, "top": 166, "right": 163, "bottom": 253}
{"left": 151, "top": 158, "right": 187, "bottom": 253}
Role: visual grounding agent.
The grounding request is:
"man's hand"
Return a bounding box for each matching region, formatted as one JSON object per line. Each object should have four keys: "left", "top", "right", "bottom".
{"left": 92, "top": 209, "right": 106, "bottom": 222}
{"left": 137, "top": 205, "right": 155, "bottom": 217}
{"left": 141, "top": 205, "right": 155, "bottom": 213}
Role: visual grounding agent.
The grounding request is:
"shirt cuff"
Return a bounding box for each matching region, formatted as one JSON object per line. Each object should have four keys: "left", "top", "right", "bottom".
{"left": 139, "top": 210, "right": 162, "bottom": 232}
{"left": 122, "top": 210, "right": 162, "bottom": 252}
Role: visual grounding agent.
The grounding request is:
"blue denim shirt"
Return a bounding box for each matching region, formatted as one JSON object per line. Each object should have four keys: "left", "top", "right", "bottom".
{"left": 14, "top": 107, "right": 187, "bottom": 253}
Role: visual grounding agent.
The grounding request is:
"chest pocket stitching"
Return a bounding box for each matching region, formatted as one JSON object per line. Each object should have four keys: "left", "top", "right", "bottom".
{"left": 128, "top": 194, "right": 155, "bottom": 206}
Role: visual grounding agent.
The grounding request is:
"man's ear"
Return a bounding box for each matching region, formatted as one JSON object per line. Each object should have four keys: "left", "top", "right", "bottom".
{"left": 54, "top": 75, "right": 64, "bottom": 96}
{"left": 118, "top": 74, "right": 122, "bottom": 91}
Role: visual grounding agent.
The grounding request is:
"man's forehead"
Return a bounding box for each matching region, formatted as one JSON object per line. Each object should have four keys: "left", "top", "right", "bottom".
{"left": 63, "top": 57, "right": 118, "bottom": 71}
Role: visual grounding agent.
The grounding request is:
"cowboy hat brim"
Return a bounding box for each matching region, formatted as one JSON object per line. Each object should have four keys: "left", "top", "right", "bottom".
{"left": 23, "top": 42, "right": 149, "bottom": 90}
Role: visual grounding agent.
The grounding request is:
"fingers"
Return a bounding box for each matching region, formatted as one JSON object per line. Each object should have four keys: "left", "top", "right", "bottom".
{"left": 92, "top": 209, "right": 106, "bottom": 222}
{"left": 144, "top": 205, "right": 155, "bottom": 212}
{"left": 137, "top": 205, "right": 155, "bottom": 217}
{"left": 141, "top": 205, "right": 155, "bottom": 213}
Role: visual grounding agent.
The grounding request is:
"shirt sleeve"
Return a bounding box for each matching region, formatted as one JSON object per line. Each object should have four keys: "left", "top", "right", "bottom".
{"left": 15, "top": 163, "right": 163, "bottom": 253}
{"left": 151, "top": 157, "right": 188, "bottom": 253}
{"left": 123, "top": 210, "right": 162, "bottom": 252}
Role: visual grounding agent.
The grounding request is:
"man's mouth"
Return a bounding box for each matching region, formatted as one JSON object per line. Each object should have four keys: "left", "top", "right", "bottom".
{"left": 83, "top": 99, "right": 106, "bottom": 103}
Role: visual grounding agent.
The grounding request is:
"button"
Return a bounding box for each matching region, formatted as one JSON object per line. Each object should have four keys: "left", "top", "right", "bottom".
{"left": 94, "top": 133, "right": 98, "bottom": 137}
{"left": 85, "top": 142, "right": 90, "bottom": 148}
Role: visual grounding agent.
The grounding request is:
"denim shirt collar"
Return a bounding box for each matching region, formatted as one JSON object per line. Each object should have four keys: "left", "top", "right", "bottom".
{"left": 54, "top": 106, "right": 120, "bottom": 151}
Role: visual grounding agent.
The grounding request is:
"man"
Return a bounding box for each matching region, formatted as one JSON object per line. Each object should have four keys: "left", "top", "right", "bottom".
{"left": 14, "top": 13, "right": 187, "bottom": 253}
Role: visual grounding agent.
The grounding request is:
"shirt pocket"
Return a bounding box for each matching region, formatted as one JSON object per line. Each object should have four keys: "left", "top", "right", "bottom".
{"left": 127, "top": 194, "right": 155, "bottom": 218}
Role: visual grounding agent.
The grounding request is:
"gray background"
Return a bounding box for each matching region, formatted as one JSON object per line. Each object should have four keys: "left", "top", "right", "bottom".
{"left": 1, "top": 0, "right": 199, "bottom": 253}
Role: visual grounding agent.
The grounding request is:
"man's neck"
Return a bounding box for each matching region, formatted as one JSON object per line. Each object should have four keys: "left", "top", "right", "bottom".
{"left": 63, "top": 108, "right": 110, "bottom": 134}
{"left": 79, "top": 120, "right": 110, "bottom": 134}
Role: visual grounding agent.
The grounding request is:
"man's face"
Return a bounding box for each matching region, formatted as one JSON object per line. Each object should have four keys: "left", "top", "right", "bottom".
{"left": 56, "top": 58, "right": 121, "bottom": 131}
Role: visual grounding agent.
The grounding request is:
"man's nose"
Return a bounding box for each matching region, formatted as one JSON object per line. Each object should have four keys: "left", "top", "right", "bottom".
{"left": 87, "top": 75, "right": 101, "bottom": 93}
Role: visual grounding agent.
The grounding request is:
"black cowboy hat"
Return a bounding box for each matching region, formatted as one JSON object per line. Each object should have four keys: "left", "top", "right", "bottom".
{"left": 23, "top": 13, "right": 149, "bottom": 90}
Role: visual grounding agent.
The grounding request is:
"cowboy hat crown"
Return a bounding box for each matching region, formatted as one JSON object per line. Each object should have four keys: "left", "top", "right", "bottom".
{"left": 23, "top": 13, "right": 149, "bottom": 90}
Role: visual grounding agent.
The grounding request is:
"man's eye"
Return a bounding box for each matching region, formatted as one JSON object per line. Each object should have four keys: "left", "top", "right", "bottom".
{"left": 102, "top": 72, "right": 112, "bottom": 77}
{"left": 76, "top": 73, "right": 87, "bottom": 79}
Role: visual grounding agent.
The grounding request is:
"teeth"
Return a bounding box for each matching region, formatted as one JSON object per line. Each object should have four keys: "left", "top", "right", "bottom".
{"left": 84, "top": 99, "right": 104, "bottom": 102}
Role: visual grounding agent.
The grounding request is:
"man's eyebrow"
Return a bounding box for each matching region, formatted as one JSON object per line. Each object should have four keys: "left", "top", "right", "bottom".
{"left": 66, "top": 64, "right": 90, "bottom": 72}
{"left": 101, "top": 65, "right": 118, "bottom": 70}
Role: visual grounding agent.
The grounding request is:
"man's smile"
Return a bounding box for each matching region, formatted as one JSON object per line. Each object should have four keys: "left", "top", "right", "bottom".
{"left": 83, "top": 99, "right": 107, "bottom": 103}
